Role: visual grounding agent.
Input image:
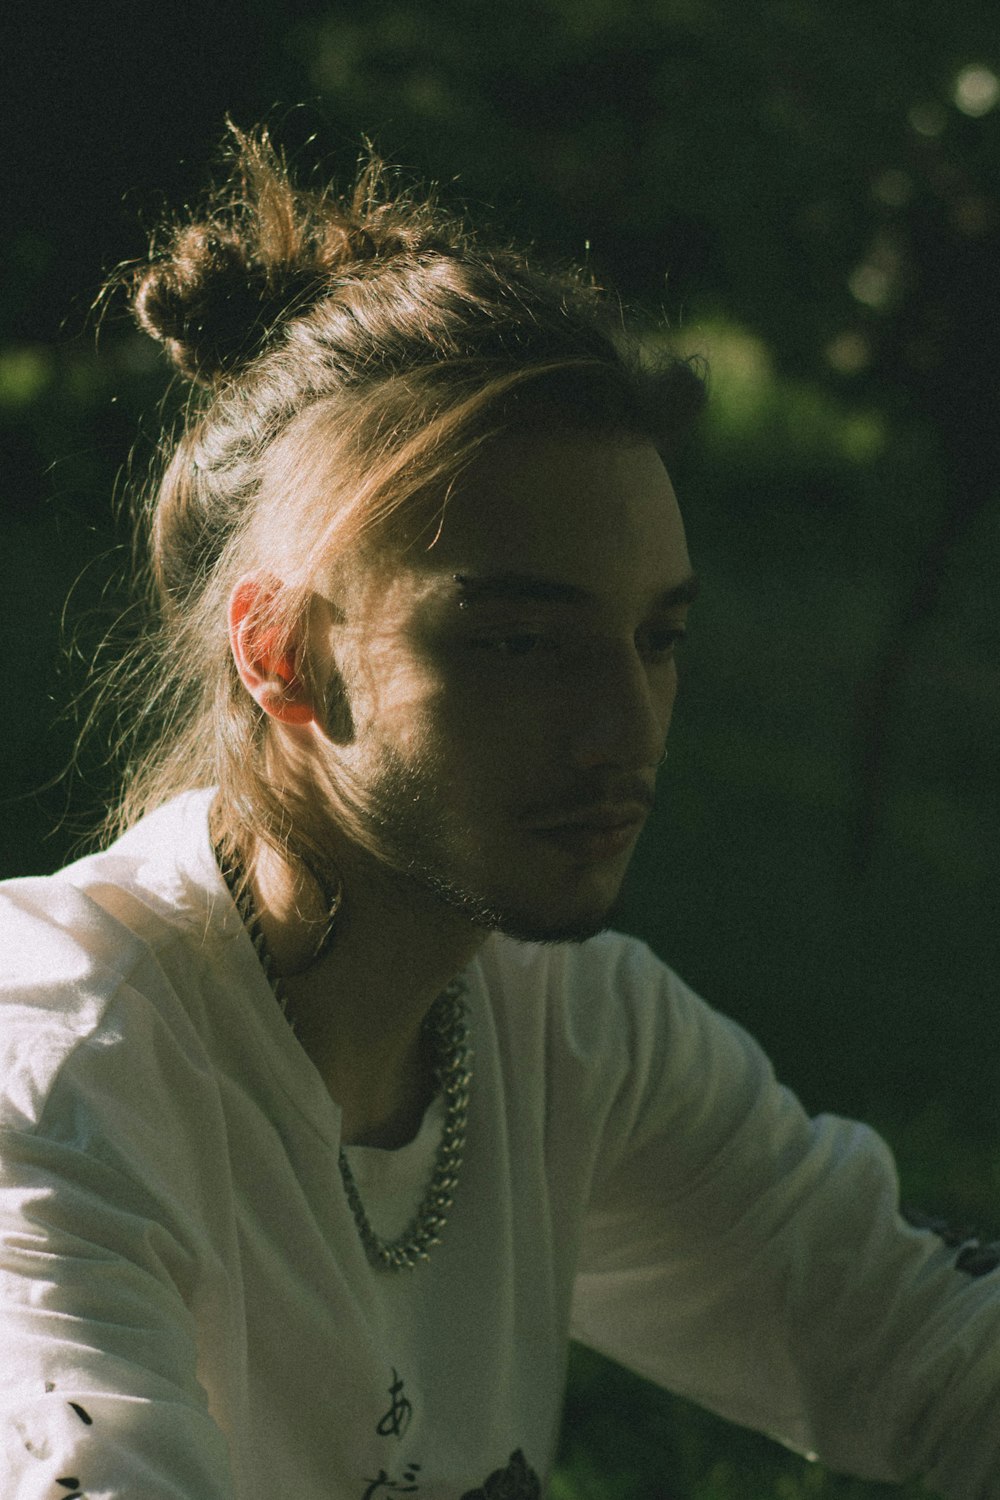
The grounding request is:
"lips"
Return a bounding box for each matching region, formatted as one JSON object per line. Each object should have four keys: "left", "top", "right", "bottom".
{"left": 528, "top": 804, "right": 649, "bottom": 862}
{"left": 528, "top": 800, "right": 651, "bottom": 831}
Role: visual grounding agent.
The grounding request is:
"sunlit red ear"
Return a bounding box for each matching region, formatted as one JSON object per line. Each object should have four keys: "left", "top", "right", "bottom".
{"left": 228, "top": 577, "right": 316, "bottom": 726}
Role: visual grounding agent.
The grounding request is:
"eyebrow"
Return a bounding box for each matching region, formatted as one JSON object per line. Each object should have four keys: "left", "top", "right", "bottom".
{"left": 451, "top": 570, "right": 701, "bottom": 609}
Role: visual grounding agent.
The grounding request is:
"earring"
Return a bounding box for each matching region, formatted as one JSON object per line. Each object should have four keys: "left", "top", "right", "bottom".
{"left": 656, "top": 748, "right": 669, "bottom": 768}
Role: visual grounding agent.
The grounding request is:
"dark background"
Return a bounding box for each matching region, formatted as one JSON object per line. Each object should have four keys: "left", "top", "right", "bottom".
{"left": 3, "top": 4, "right": 998, "bottom": 1494}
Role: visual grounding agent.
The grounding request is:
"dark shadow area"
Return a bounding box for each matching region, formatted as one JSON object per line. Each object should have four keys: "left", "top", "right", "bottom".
{"left": 3, "top": 5, "right": 997, "bottom": 1494}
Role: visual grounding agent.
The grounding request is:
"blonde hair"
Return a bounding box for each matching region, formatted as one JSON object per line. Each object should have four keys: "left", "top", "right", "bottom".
{"left": 89, "top": 123, "right": 705, "bottom": 884}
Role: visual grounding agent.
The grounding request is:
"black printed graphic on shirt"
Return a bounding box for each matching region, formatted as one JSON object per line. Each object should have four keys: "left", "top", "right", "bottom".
{"left": 361, "top": 1461, "right": 423, "bottom": 1498}
{"left": 363, "top": 1369, "right": 538, "bottom": 1499}
{"left": 376, "top": 1368, "right": 413, "bottom": 1438}
{"left": 460, "top": 1448, "right": 541, "bottom": 1500}
{"left": 903, "top": 1206, "right": 1000, "bottom": 1277}
{"left": 33, "top": 1389, "right": 92, "bottom": 1499}
{"left": 363, "top": 1369, "right": 422, "bottom": 1498}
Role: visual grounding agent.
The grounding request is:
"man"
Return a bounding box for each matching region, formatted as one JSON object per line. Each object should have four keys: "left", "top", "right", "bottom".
{"left": 2, "top": 127, "right": 999, "bottom": 1499}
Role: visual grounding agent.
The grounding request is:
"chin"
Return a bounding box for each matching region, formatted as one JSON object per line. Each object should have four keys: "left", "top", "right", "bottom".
{"left": 394, "top": 838, "right": 628, "bottom": 944}
{"left": 488, "top": 871, "right": 630, "bottom": 945}
{"left": 424, "top": 872, "right": 620, "bottom": 945}
{"left": 489, "top": 911, "right": 614, "bottom": 945}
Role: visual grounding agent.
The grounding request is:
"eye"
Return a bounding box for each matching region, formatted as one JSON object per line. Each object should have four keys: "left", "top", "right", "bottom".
{"left": 471, "top": 631, "right": 554, "bottom": 657}
{"left": 636, "top": 623, "right": 687, "bottom": 661}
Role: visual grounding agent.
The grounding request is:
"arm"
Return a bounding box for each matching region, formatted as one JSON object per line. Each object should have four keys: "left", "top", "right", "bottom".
{"left": 0, "top": 880, "right": 239, "bottom": 1500}
{"left": 564, "top": 944, "right": 1000, "bottom": 1497}
{"left": 1, "top": 1127, "right": 237, "bottom": 1500}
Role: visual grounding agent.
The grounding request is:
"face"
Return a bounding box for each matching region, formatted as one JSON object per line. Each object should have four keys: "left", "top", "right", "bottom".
{"left": 309, "top": 434, "right": 695, "bottom": 943}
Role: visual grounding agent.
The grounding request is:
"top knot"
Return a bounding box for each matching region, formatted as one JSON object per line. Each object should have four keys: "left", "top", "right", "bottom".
{"left": 127, "top": 123, "right": 451, "bottom": 386}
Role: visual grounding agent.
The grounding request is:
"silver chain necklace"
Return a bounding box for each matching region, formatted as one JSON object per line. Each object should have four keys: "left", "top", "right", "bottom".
{"left": 215, "top": 842, "right": 472, "bottom": 1271}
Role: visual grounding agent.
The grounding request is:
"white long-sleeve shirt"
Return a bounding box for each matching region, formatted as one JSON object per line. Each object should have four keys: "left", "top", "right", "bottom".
{"left": 2, "top": 790, "right": 999, "bottom": 1499}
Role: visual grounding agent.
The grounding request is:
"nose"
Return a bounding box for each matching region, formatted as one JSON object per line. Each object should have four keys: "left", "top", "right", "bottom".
{"left": 569, "top": 643, "right": 673, "bottom": 772}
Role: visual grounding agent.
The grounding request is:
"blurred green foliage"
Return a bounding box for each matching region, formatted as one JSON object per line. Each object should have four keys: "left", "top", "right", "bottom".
{"left": 2, "top": 2, "right": 999, "bottom": 1495}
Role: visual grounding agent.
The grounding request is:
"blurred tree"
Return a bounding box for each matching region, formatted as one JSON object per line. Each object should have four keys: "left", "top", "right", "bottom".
{"left": 288, "top": 0, "right": 1000, "bottom": 863}
{"left": 2, "top": 6, "right": 998, "bottom": 1495}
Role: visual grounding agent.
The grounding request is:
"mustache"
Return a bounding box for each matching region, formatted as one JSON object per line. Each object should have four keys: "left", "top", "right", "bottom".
{"left": 518, "top": 774, "right": 657, "bottom": 826}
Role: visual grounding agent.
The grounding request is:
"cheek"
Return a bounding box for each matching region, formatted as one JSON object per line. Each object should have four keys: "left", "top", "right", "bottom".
{"left": 405, "top": 669, "right": 536, "bottom": 780}
{"left": 437, "top": 666, "right": 549, "bottom": 740}
{"left": 660, "top": 662, "right": 680, "bottom": 716}
{"left": 342, "top": 634, "right": 443, "bottom": 746}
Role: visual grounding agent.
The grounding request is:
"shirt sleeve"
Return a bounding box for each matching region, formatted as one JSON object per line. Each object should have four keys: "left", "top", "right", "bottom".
{"left": 0, "top": 1129, "right": 236, "bottom": 1500}
{"left": 565, "top": 941, "right": 1000, "bottom": 1499}
{"left": 0, "top": 881, "right": 238, "bottom": 1500}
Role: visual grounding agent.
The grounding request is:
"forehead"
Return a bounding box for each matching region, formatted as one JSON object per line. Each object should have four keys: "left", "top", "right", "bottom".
{"left": 405, "top": 434, "right": 690, "bottom": 595}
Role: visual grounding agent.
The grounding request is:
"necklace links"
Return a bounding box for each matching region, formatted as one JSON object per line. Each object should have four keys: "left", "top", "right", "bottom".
{"left": 214, "top": 838, "right": 472, "bottom": 1272}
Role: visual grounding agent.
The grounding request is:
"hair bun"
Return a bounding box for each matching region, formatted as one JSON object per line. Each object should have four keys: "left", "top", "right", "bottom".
{"left": 127, "top": 125, "right": 447, "bottom": 386}
{"left": 132, "top": 225, "right": 294, "bottom": 386}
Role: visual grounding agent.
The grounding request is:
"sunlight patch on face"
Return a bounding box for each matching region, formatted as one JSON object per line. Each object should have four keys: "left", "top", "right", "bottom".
{"left": 299, "top": 434, "right": 690, "bottom": 943}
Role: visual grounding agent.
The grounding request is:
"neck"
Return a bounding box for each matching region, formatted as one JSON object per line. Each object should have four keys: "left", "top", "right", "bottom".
{"left": 249, "top": 836, "right": 484, "bottom": 1146}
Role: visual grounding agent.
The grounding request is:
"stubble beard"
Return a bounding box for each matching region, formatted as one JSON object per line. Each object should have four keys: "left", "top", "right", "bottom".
{"left": 353, "top": 757, "right": 621, "bottom": 946}
{"left": 399, "top": 855, "right": 617, "bottom": 945}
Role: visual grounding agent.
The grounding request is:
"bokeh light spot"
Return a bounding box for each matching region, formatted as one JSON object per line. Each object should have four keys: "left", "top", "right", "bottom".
{"left": 909, "top": 101, "right": 947, "bottom": 137}
{"left": 0, "top": 346, "right": 51, "bottom": 409}
{"left": 953, "top": 65, "right": 1000, "bottom": 117}
{"left": 825, "top": 331, "right": 871, "bottom": 376}
{"left": 849, "top": 265, "right": 891, "bottom": 309}
{"left": 873, "top": 169, "right": 913, "bottom": 208}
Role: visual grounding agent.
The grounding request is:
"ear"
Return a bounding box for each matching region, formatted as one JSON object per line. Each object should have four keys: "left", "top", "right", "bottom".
{"left": 228, "top": 575, "right": 317, "bottom": 727}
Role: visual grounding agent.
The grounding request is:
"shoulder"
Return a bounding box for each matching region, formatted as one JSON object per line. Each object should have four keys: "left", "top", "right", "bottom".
{"left": 477, "top": 926, "right": 694, "bottom": 1047}
{"left": 474, "top": 928, "right": 701, "bottom": 1106}
{"left": 479, "top": 925, "right": 664, "bottom": 990}
{"left": 476, "top": 929, "right": 774, "bottom": 1140}
{"left": 0, "top": 792, "right": 233, "bottom": 1134}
